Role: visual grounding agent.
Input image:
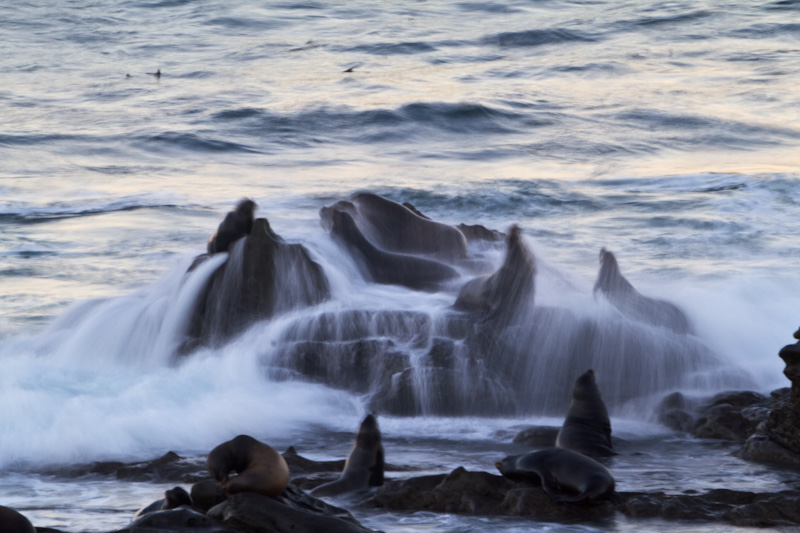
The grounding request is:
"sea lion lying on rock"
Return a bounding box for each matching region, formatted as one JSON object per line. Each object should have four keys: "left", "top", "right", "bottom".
{"left": 594, "top": 248, "right": 692, "bottom": 334}
{"left": 207, "top": 435, "right": 290, "bottom": 497}
{"left": 453, "top": 225, "right": 535, "bottom": 320}
{"left": 311, "top": 414, "right": 385, "bottom": 497}
{"left": 321, "top": 192, "right": 468, "bottom": 261}
{"left": 496, "top": 448, "right": 615, "bottom": 504}
{"left": 556, "top": 369, "right": 615, "bottom": 457}
{"left": 208, "top": 199, "right": 257, "bottom": 254}
{"left": 327, "top": 208, "right": 459, "bottom": 291}
{"left": 132, "top": 486, "right": 192, "bottom": 521}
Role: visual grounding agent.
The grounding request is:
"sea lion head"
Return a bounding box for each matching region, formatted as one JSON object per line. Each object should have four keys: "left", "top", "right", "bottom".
{"left": 572, "top": 369, "right": 601, "bottom": 402}
{"left": 356, "top": 413, "right": 381, "bottom": 449}
{"left": 594, "top": 248, "right": 621, "bottom": 294}
{"left": 235, "top": 198, "right": 257, "bottom": 217}
{"left": 164, "top": 486, "right": 192, "bottom": 509}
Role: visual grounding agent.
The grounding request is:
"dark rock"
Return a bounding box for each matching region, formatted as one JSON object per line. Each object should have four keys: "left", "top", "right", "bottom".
{"left": 43, "top": 452, "right": 207, "bottom": 483}
{"left": 112, "top": 507, "right": 236, "bottom": 533}
{"left": 512, "top": 426, "right": 560, "bottom": 447}
{"left": 739, "top": 433, "right": 800, "bottom": 466}
{"left": 693, "top": 403, "right": 750, "bottom": 441}
{"left": 207, "top": 486, "right": 376, "bottom": 533}
{"left": 186, "top": 218, "right": 330, "bottom": 347}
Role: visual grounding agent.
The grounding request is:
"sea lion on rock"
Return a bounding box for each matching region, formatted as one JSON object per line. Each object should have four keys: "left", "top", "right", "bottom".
{"left": 453, "top": 225, "right": 535, "bottom": 320}
{"left": 0, "top": 505, "right": 35, "bottom": 533}
{"left": 132, "top": 486, "right": 192, "bottom": 521}
{"left": 190, "top": 479, "right": 227, "bottom": 513}
{"left": 328, "top": 209, "right": 459, "bottom": 291}
{"left": 594, "top": 248, "right": 692, "bottom": 334}
{"left": 556, "top": 369, "right": 615, "bottom": 457}
{"left": 321, "top": 192, "right": 468, "bottom": 261}
{"left": 207, "top": 199, "right": 257, "bottom": 254}
{"left": 207, "top": 435, "right": 290, "bottom": 498}
{"left": 311, "top": 414, "right": 385, "bottom": 497}
{"left": 496, "top": 448, "right": 615, "bottom": 504}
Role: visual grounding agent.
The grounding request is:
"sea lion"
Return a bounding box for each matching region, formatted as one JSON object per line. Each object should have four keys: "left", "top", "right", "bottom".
{"left": 594, "top": 248, "right": 692, "bottom": 334}
{"left": 311, "top": 414, "right": 385, "bottom": 497}
{"left": 132, "top": 486, "right": 192, "bottom": 521}
{"left": 556, "top": 369, "right": 615, "bottom": 457}
{"left": 495, "top": 448, "right": 615, "bottom": 504}
{"left": 0, "top": 505, "right": 35, "bottom": 533}
{"left": 207, "top": 435, "right": 290, "bottom": 498}
{"left": 322, "top": 192, "right": 468, "bottom": 261}
{"left": 207, "top": 199, "right": 257, "bottom": 254}
{"left": 190, "top": 479, "right": 227, "bottom": 513}
{"left": 453, "top": 225, "right": 535, "bottom": 320}
{"left": 328, "top": 208, "right": 459, "bottom": 291}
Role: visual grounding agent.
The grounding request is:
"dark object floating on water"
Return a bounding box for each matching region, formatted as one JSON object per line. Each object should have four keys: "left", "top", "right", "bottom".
{"left": 594, "top": 247, "right": 693, "bottom": 334}
{"left": 148, "top": 69, "right": 162, "bottom": 78}
{"left": 343, "top": 66, "right": 356, "bottom": 73}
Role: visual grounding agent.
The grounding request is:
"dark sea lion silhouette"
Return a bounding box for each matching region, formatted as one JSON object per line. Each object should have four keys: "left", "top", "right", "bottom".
{"left": 207, "top": 199, "right": 257, "bottom": 254}
{"left": 207, "top": 435, "right": 290, "bottom": 497}
{"left": 454, "top": 225, "right": 535, "bottom": 320}
{"left": 556, "top": 369, "right": 615, "bottom": 457}
{"left": 322, "top": 192, "right": 468, "bottom": 262}
{"left": 311, "top": 414, "right": 385, "bottom": 497}
{"left": 594, "top": 247, "right": 692, "bottom": 334}
{"left": 328, "top": 208, "right": 459, "bottom": 291}
{"left": 132, "top": 486, "right": 192, "bottom": 521}
{"left": 496, "top": 448, "right": 615, "bottom": 504}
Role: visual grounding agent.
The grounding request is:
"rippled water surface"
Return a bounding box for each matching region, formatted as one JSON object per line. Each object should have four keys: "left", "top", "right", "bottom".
{"left": 2, "top": 0, "right": 800, "bottom": 531}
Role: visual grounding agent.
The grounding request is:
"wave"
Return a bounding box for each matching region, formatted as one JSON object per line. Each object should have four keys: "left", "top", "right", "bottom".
{"left": 487, "top": 28, "right": 596, "bottom": 47}
{"left": 0, "top": 194, "right": 191, "bottom": 224}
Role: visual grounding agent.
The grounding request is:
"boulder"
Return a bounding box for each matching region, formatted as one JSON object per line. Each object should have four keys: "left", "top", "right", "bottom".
{"left": 207, "top": 486, "right": 376, "bottom": 533}
{"left": 186, "top": 218, "right": 330, "bottom": 347}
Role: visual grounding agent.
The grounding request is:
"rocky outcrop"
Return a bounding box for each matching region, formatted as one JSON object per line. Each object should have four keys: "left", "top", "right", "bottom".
{"left": 185, "top": 218, "right": 330, "bottom": 348}
{"left": 363, "top": 468, "right": 800, "bottom": 528}
{"left": 657, "top": 327, "right": 800, "bottom": 466}
{"left": 764, "top": 329, "right": 800, "bottom": 455}
{"left": 207, "top": 486, "right": 376, "bottom": 533}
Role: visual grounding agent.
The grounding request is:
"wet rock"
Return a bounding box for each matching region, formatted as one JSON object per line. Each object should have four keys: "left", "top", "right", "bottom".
{"left": 765, "top": 338, "right": 800, "bottom": 456}
{"left": 207, "top": 486, "right": 376, "bottom": 533}
{"left": 617, "top": 489, "right": 800, "bottom": 528}
{"left": 657, "top": 391, "right": 698, "bottom": 433}
{"left": 739, "top": 433, "right": 800, "bottom": 466}
{"left": 186, "top": 218, "right": 330, "bottom": 347}
{"left": 657, "top": 390, "right": 770, "bottom": 442}
{"left": 367, "top": 468, "right": 511, "bottom": 515}
{"left": 43, "top": 452, "right": 207, "bottom": 483}
{"left": 113, "top": 507, "right": 236, "bottom": 533}
{"left": 512, "top": 426, "right": 560, "bottom": 447}
{"left": 693, "top": 402, "right": 751, "bottom": 441}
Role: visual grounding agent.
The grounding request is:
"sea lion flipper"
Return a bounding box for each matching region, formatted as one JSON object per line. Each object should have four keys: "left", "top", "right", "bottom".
{"left": 368, "top": 446, "right": 385, "bottom": 487}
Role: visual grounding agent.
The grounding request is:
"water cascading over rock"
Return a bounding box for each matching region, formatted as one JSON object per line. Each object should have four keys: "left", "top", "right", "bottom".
{"left": 184, "top": 218, "right": 330, "bottom": 350}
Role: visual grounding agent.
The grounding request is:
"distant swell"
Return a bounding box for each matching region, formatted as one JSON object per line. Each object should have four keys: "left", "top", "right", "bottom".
{"left": 489, "top": 29, "right": 595, "bottom": 47}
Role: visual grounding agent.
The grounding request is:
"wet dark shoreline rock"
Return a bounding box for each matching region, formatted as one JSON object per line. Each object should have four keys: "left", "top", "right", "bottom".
{"left": 362, "top": 468, "right": 800, "bottom": 528}
{"left": 656, "top": 328, "right": 800, "bottom": 467}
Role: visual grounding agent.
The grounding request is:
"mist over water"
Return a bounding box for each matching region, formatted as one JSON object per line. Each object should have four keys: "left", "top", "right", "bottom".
{"left": 1, "top": 0, "right": 800, "bottom": 530}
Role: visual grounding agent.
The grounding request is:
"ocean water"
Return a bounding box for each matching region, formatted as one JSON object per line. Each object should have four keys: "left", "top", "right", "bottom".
{"left": 2, "top": 0, "right": 800, "bottom": 531}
